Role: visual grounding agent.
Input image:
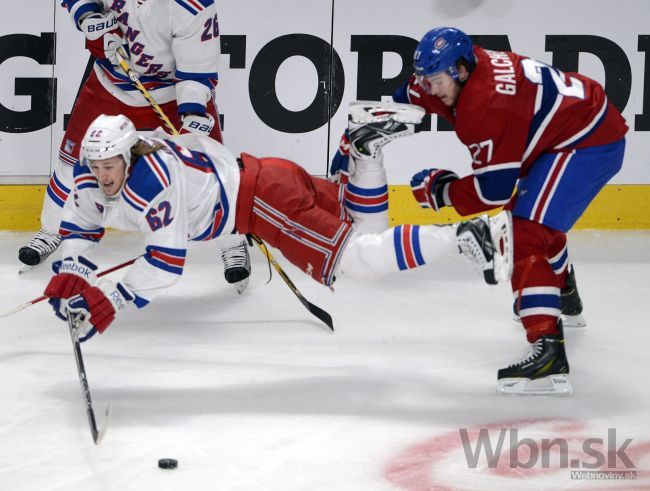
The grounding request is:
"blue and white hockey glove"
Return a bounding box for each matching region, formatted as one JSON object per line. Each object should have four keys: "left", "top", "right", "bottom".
{"left": 45, "top": 256, "right": 98, "bottom": 321}
{"left": 180, "top": 113, "right": 215, "bottom": 137}
{"left": 66, "top": 279, "right": 135, "bottom": 342}
{"left": 80, "top": 11, "right": 127, "bottom": 66}
{"left": 410, "top": 168, "right": 459, "bottom": 211}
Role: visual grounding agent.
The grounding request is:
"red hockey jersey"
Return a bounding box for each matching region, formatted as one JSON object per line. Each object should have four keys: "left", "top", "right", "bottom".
{"left": 404, "top": 46, "right": 628, "bottom": 216}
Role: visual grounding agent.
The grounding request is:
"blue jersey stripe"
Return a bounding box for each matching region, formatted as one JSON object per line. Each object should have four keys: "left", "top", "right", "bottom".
{"left": 411, "top": 226, "right": 425, "bottom": 266}
{"left": 526, "top": 68, "right": 560, "bottom": 150}
{"left": 175, "top": 69, "right": 218, "bottom": 81}
{"left": 475, "top": 167, "right": 520, "bottom": 202}
{"left": 178, "top": 102, "right": 206, "bottom": 116}
{"left": 144, "top": 245, "right": 187, "bottom": 275}
{"left": 125, "top": 155, "right": 170, "bottom": 206}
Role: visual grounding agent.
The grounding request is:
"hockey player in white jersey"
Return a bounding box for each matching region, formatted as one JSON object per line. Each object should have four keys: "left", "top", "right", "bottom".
{"left": 19, "top": 0, "right": 251, "bottom": 291}
{"left": 44, "top": 103, "right": 513, "bottom": 342}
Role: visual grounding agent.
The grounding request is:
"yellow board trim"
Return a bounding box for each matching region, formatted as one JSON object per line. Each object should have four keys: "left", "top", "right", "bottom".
{"left": 0, "top": 185, "right": 46, "bottom": 231}
{"left": 1, "top": 184, "right": 649, "bottom": 230}
{"left": 387, "top": 184, "right": 650, "bottom": 230}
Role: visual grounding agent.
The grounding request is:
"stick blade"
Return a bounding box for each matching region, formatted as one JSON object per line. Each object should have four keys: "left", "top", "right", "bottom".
{"left": 303, "top": 299, "right": 334, "bottom": 331}
{"left": 93, "top": 402, "right": 111, "bottom": 445}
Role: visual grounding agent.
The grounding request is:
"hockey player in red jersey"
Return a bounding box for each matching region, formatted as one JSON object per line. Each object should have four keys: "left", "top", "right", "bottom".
{"left": 43, "top": 104, "right": 513, "bottom": 342}
{"left": 396, "top": 27, "right": 626, "bottom": 395}
{"left": 19, "top": 0, "right": 251, "bottom": 293}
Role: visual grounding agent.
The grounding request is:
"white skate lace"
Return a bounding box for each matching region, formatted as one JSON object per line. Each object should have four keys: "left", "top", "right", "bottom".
{"left": 457, "top": 228, "right": 490, "bottom": 270}
{"left": 220, "top": 242, "right": 250, "bottom": 271}
{"left": 507, "top": 339, "right": 544, "bottom": 368}
{"left": 25, "top": 229, "right": 61, "bottom": 257}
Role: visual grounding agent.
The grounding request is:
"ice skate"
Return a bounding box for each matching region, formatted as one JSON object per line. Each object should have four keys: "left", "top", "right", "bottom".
{"left": 456, "top": 210, "right": 513, "bottom": 285}
{"left": 497, "top": 321, "right": 573, "bottom": 396}
{"left": 220, "top": 238, "right": 251, "bottom": 295}
{"left": 18, "top": 229, "right": 62, "bottom": 267}
{"left": 348, "top": 101, "right": 425, "bottom": 160}
{"left": 513, "top": 265, "right": 586, "bottom": 328}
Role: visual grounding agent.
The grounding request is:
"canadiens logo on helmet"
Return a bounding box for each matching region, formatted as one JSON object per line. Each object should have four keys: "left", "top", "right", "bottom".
{"left": 434, "top": 37, "right": 447, "bottom": 50}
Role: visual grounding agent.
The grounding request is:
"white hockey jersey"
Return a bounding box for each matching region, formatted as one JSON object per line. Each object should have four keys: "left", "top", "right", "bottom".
{"left": 63, "top": 0, "right": 220, "bottom": 112}
{"left": 59, "top": 133, "right": 240, "bottom": 306}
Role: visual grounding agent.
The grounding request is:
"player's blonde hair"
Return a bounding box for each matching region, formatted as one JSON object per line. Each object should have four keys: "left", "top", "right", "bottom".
{"left": 130, "top": 139, "right": 166, "bottom": 165}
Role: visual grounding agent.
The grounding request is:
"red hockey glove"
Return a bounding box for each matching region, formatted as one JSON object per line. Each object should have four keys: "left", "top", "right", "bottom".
{"left": 45, "top": 256, "right": 98, "bottom": 321}
{"left": 66, "top": 280, "right": 135, "bottom": 341}
{"left": 410, "top": 168, "right": 459, "bottom": 211}
{"left": 80, "top": 12, "right": 126, "bottom": 65}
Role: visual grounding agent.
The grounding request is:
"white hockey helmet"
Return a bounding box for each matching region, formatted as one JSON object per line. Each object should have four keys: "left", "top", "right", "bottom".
{"left": 81, "top": 114, "right": 139, "bottom": 167}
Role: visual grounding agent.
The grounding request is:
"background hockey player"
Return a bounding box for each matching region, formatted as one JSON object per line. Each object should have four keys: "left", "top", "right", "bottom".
{"left": 19, "top": 0, "right": 251, "bottom": 291}
{"left": 43, "top": 105, "right": 512, "bottom": 344}
{"left": 330, "top": 27, "right": 627, "bottom": 395}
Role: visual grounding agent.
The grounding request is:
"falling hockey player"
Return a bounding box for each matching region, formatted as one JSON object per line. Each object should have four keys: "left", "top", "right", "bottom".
{"left": 44, "top": 102, "right": 513, "bottom": 357}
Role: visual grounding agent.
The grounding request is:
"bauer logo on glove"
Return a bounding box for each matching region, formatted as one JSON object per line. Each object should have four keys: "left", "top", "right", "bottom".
{"left": 180, "top": 113, "right": 215, "bottom": 136}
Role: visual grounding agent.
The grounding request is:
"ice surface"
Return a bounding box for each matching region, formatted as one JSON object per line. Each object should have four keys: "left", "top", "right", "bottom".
{"left": 0, "top": 230, "right": 649, "bottom": 490}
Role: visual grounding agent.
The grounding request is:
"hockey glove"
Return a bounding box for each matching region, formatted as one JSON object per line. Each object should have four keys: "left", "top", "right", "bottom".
{"left": 45, "top": 256, "right": 98, "bottom": 321}
{"left": 410, "top": 168, "right": 459, "bottom": 211}
{"left": 180, "top": 113, "right": 215, "bottom": 136}
{"left": 80, "top": 12, "right": 126, "bottom": 66}
{"left": 329, "top": 129, "right": 352, "bottom": 184}
{"left": 66, "top": 279, "right": 135, "bottom": 342}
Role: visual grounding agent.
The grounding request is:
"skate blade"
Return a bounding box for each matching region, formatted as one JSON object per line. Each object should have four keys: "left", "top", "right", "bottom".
{"left": 512, "top": 314, "right": 586, "bottom": 329}
{"left": 235, "top": 277, "right": 249, "bottom": 295}
{"left": 18, "top": 264, "right": 36, "bottom": 275}
{"left": 562, "top": 313, "right": 586, "bottom": 328}
{"left": 497, "top": 374, "right": 574, "bottom": 396}
{"left": 490, "top": 211, "right": 513, "bottom": 283}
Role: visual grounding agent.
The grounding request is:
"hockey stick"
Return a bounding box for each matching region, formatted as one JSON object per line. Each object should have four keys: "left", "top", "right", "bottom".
{"left": 250, "top": 235, "right": 334, "bottom": 331}
{"left": 67, "top": 313, "right": 110, "bottom": 444}
{"left": 115, "top": 50, "right": 334, "bottom": 331}
{"left": 116, "top": 48, "right": 178, "bottom": 135}
{"left": 0, "top": 257, "right": 138, "bottom": 319}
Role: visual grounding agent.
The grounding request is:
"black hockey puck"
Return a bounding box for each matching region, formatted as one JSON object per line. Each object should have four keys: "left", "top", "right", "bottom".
{"left": 158, "top": 458, "right": 178, "bottom": 469}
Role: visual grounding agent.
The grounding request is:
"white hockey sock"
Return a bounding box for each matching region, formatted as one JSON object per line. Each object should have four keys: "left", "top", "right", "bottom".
{"left": 337, "top": 224, "right": 458, "bottom": 280}
{"left": 40, "top": 163, "right": 74, "bottom": 232}
{"left": 344, "top": 153, "right": 388, "bottom": 234}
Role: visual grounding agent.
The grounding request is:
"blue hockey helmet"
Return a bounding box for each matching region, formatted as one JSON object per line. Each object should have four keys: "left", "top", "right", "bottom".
{"left": 413, "top": 27, "right": 475, "bottom": 81}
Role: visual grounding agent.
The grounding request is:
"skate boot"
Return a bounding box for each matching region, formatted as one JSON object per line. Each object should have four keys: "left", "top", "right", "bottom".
{"left": 348, "top": 101, "right": 425, "bottom": 160}
{"left": 18, "top": 229, "right": 62, "bottom": 266}
{"left": 220, "top": 238, "right": 251, "bottom": 295}
{"left": 456, "top": 210, "right": 513, "bottom": 285}
{"left": 497, "top": 321, "right": 573, "bottom": 396}
{"left": 513, "top": 265, "right": 586, "bottom": 328}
